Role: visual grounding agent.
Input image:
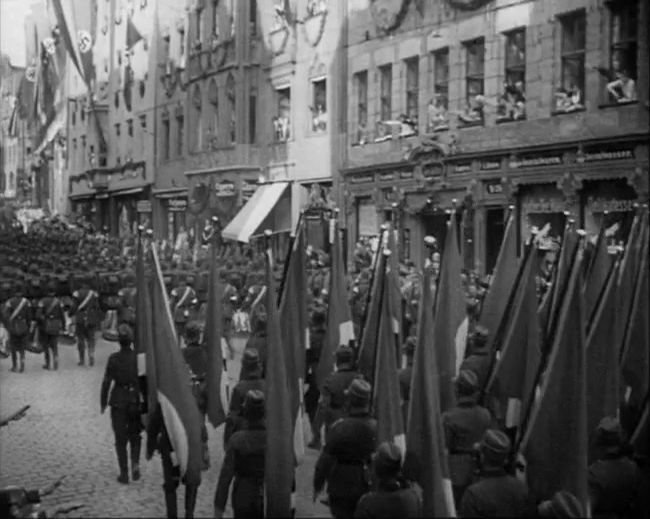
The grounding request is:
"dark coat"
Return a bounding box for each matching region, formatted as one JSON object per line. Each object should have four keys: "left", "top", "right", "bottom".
{"left": 224, "top": 375, "right": 265, "bottom": 446}
{"left": 354, "top": 480, "right": 422, "bottom": 519}
{"left": 321, "top": 368, "right": 361, "bottom": 429}
{"left": 245, "top": 333, "right": 268, "bottom": 373}
{"left": 588, "top": 454, "right": 641, "bottom": 517}
{"left": 459, "top": 468, "right": 534, "bottom": 517}
{"left": 100, "top": 348, "right": 140, "bottom": 409}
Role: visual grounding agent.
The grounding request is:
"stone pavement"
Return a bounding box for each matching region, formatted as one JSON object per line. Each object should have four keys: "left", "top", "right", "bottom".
{"left": 0, "top": 335, "right": 331, "bottom": 518}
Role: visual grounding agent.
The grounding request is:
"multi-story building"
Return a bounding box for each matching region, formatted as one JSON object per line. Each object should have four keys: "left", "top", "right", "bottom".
{"left": 341, "top": 0, "right": 648, "bottom": 273}
{"left": 0, "top": 54, "right": 25, "bottom": 202}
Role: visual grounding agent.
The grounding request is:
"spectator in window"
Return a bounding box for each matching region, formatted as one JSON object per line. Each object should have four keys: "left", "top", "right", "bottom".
{"left": 427, "top": 95, "right": 449, "bottom": 132}
{"left": 607, "top": 69, "right": 637, "bottom": 103}
{"left": 459, "top": 95, "right": 485, "bottom": 124}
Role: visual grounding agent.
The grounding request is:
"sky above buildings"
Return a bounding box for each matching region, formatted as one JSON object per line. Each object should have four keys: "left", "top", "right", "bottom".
{"left": 0, "top": 0, "right": 34, "bottom": 67}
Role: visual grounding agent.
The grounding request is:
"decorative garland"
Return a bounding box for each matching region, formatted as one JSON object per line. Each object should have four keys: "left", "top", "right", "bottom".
{"left": 302, "top": 8, "right": 327, "bottom": 47}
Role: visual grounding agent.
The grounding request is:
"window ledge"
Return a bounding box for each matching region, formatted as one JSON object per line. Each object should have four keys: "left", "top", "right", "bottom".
{"left": 458, "top": 120, "right": 484, "bottom": 128}
{"left": 496, "top": 116, "right": 527, "bottom": 124}
{"left": 598, "top": 100, "right": 638, "bottom": 109}
{"left": 551, "top": 107, "right": 586, "bottom": 116}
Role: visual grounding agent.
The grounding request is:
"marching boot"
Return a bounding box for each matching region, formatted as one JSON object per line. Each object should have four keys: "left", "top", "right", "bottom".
{"left": 88, "top": 346, "right": 95, "bottom": 367}
{"left": 10, "top": 350, "right": 17, "bottom": 372}
{"left": 116, "top": 445, "right": 129, "bottom": 484}
{"left": 19, "top": 356, "right": 25, "bottom": 373}
{"left": 53, "top": 354, "right": 59, "bottom": 371}
{"left": 43, "top": 350, "right": 50, "bottom": 370}
{"left": 77, "top": 343, "right": 85, "bottom": 366}
{"left": 184, "top": 484, "right": 198, "bottom": 519}
{"left": 164, "top": 490, "right": 178, "bottom": 519}
{"left": 130, "top": 439, "right": 141, "bottom": 481}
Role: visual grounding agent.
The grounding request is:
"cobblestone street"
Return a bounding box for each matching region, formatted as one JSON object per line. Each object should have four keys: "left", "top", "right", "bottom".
{"left": 0, "top": 335, "right": 330, "bottom": 518}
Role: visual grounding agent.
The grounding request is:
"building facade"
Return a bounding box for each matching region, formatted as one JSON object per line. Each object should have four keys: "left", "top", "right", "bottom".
{"left": 341, "top": 0, "right": 648, "bottom": 274}
{"left": 0, "top": 55, "right": 26, "bottom": 203}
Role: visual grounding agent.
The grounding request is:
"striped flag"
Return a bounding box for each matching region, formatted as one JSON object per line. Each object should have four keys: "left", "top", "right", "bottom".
{"left": 404, "top": 263, "right": 456, "bottom": 517}
{"left": 317, "top": 217, "right": 355, "bottom": 390}
{"left": 520, "top": 245, "right": 588, "bottom": 510}
{"left": 264, "top": 244, "right": 295, "bottom": 518}
{"left": 374, "top": 249, "right": 406, "bottom": 453}
{"left": 150, "top": 245, "right": 203, "bottom": 486}
{"left": 205, "top": 236, "right": 227, "bottom": 428}
{"left": 278, "top": 220, "right": 309, "bottom": 458}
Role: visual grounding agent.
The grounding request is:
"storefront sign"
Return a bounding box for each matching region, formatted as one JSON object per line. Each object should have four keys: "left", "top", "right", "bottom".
{"left": 400, "top": 171, "right": 414, "bottom": 180}
{"left": 588, "top": 196, "right": 636, "bottom": 213}
{"left": 382, "top": 188, "right": 396, "bottom": 202}
{"left": 215, "top": 181, "right": 236, "bottom": 198}
{"left": 485, "top": 181, "right": 503, "bottom": 195}
{"left": 581, "top": 149, "right": 635, "bottom": 162}
{"left": 241, "top": 180, "right": 257, "bottom": 201}
{"left": 452, "top": 162, "right": 472, "bottom": 173}
{"left": 523, "top": 198, "right": 565, "bottom": 213}
{"left": 378, "top": 172, "right": 395, "bottom": 182}
{"left": 509, "top": 154, "right": 564, "bottom": 169}
{"left": 357, "top": 198, "right": 378, "bottom": 237}
{"left": 422, "top": 163, "right": 443, "bottom": 178}
{"left": 136, "top": 200, "right": 152, "bottom": 213}
{"left": 168, "top": 198, "right": 187, "bottom": 212}
{"left": 350, "top": 174, "right": 374, "bottom": 185}
{"left": 480, "top": 159, "right": 502, "bottom": 171}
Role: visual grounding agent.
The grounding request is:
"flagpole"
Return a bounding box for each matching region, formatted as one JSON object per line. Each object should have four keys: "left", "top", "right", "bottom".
{"left": 358, "top": 223, "right": 387, "bottom": 355}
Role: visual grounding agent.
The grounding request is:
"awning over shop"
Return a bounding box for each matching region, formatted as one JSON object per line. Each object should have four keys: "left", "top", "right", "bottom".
{"left": 222, "top": 181, "right": 290, "bottom": 243}
{"left": 153, "top": 187, "right": 188, "bottom": 199}
{"left": 68, "top": 192, "right": 96, "bottom": 201}
{"left": 111, "top": 186, "right": 146, "bottom": 196}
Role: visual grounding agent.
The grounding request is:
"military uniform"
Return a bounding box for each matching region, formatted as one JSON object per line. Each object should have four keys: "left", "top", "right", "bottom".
{"left": 314, "top": 379, "right": 378, "bottom": 519}
{"left": 319, "top": 346, "right": 362, "bottom": 434}
{"left": 245, "top": 313, "right": 268, "bottom": 376}
{"left": 36, "top": 284, "right": 65, "bottom": 370}
{"left": 71, "top": 278, "right": 101, "bottom": 366}
{"left": 117, "top": 275, "right": 137, "bottom": 328}
{"left": 169, "top": 277, "right": 197, "bottom": 339}
{"left": 214, "top": 390, "right": 266, "bottom": 519}
{"left": 100, "top": 324, "right": 142, "bottom": 484}
{"left": 1, "top": 284, "right": 32, "bottom": 372}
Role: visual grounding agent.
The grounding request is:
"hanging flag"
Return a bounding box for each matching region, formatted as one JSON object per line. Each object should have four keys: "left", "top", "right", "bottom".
{"left": 150, "top": 245, "right": 203, "bottom": 486}
{"left": 126, "top": 12, "right": 144, "bottom": 50}
{"left": 620, "top": 215, "right": 649, "bottom": 412}
{"left": 17, "top": 64, "right": 37, "bottom": 121}
{"left": 586, "top": 259, "right": 620, "bottom": 435}
{"left": 386, "top": 225, "right": 403, "bottom": 352}
{"left": 264, "top": 241, "right": 295, "bottom": 518}
{"left": 317, "top": 217, "right": 355, "bottom": 390}
{"left": 404, "top": 263, "right": 456, "bottom": 517}
{"left": 135, "top": 231, "right": 152, "bottom": 364}
{"left": 520, "top": 247, "right": 588, "bottom": 510}
{"left": 485, "top": 242, "right": 541, "bottom": 430}
{"left": 374, "top": 249, "right": 406, "bottom": 453}
{"left": 433, "top": 211, "right": 466, "bottom": 413}
{"left": 204, "top": 233, "right": 227, "bottom": 429}
{"left": 583, "top": 223, "right": 614, "bottom": 329}
{"left": 479, "top": 209, "right": 519, "bottom": 350}
{"left": 7, "top": 100, "right": 19, "bottom": 138}
{"left": 278, "top": 219, "right": 308, "bottom": 458}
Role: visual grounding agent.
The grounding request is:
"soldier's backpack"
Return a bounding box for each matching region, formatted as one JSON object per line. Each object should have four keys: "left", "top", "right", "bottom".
{"left": 7, "top": 298, "right": 30, "bottom": 337}
{"left": 44, "top": 298, "right": 63, "bottom": 336}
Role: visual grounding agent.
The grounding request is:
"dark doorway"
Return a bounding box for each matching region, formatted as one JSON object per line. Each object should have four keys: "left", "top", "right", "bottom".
{"left": 422, "top": 211, "right": 449, "bottom": 254}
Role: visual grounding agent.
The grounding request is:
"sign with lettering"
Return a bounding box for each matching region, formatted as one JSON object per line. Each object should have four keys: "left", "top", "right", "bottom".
{"left": 581, "top": 149, "right": 634, "bottom": 162}
{"left": 400, "top": 170, "right": 414, "bottom": 180}
{"left": 509, "top": 154, "right": 563, "bottom": 169}
{"left": 485, "top": 181, "right": 503, "bottom": 195}
{"left": 588, "top": 196, "right": 636, "bottom": 213}
{"left": 422, "top": 163, "right": 443, "bottom": 178}
{"left": 452, "top": 162, "right": 472, "bottom": 173}
{"left": 168, "top": 198, "right": 187, "bottom": 212}
{"left": 480, "top": 159, "right": 502, "bottom": 171}
{"left": 523, "top": 198, "right": 565, "bottom": 213}
{"left": 378, "top": 172, "right": 395, "bottom": 182}
{"left": 215, "top": 181, "right": 236, "bottom": 198}
{"left": 350, "top": 174, "right": 374, "bottom": 185}
{"left": 137, "top": 200, "right": 152, "bottom": 213}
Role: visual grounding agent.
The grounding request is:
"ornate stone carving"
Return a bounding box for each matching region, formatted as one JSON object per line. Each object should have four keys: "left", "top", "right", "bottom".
{"left": 370, "top": 0, "right": 412, "bottom": 34}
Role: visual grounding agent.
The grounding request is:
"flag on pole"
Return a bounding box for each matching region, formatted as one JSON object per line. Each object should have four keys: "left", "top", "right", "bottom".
{"left": 386, "top": 225, "right": 403, "bottom": 351}
{"left": 374, "top": 249, "right": 406, "bottom": 453}
{"left": 205, "top": 235, "right": 227, "bottom": 429}
{"left": 317, "top": 217, "right": 355, "bottom": 390}
{"left": 479, "top": 209, "right": 519, "bottom": 349}
{"left": 485, "top": 242, "right": 541, "bottom": 430}
{"left": 126, "top": 12, "right": 144, "bottom": 50}
{"left": 520, "top": 247, "right": 588, "bottom": 510}
{"left": 278, "top": 219, "right": 308, "bottom": 459}
{"left": 433, "top": 211, "right": 466, "bottom": 413}
{"left": 404, "top": 263, "right": 456, "bottom": 517}
{"left": 264, "top": 242, "right": 295, "bottom": 518}
{"left": 136, "top": 237, "right": 156, "bottom": 414}
{"left": 586, "top": 259, "right": 620, "bottom": 435}
{"left": 150, "top": 245, "right": 203, "bottom": 486}
{"left": 583, "top": 223, "right": 613, "bottom": 328}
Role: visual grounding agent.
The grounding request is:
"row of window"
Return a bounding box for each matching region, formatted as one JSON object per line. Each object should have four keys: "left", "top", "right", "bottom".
{"left": 353, "top": 2, "right": 638, "bottom": 140}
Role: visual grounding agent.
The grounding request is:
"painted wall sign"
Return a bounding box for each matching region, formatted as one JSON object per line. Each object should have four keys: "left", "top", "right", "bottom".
{"left": 581, "top": 149, "right": 635, "bottom": 162}
{"left": 378, "top": 172, "right": 395, "bottom": 182}
{"left": 400, "top": 170, "right": 414, "bottom": 180}
{"left": 452, "top": 162, "right": 473, "bottom": 173}
{"left": 587, "top": 196, "right": 636, "bottom": 213}
{"left": 509, "top": 154, "right": 563, "bottom": 168}
{"left": 485, "top": 181, "right": 503, "bottom": 195}
{"left": 168, "top": 198, "right": 187, "bottom": 212}
{"left": 523, "top": 198, "right": 565, "bottom": 213}
{"left": 480, "top": 159, "right": 502, "bottom": 171}
{"left": 350, "top": 174, "right": 375, "bottom": 184}
{"left": 215, "top": 181, "right": 236, "bottom": 197}
{"left": 136, "top": 200, "right": 152, "bottom": 213}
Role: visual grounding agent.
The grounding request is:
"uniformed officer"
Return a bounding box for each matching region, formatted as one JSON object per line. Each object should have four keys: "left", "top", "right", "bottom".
{"left": 1, "top": 281, "right": 32, "bottom": 373}
{"left": 245, "top": 308, "right": 268, "bottom": 375}
{"left": 588, "top": 416, "right": 641, "bottom": 517}
{"left": 36, "top": 281, "right": 65, "bottom": 370}
{"left": 459, "top": 325, "right": 491, "bottom": 390}
{"left": 353, "top": 442, "right": 423, "bottom": 518}
{"left": 306, "top": 304, "right": 327, "bottom": 449}
{"left": 70, "top": 276, "right": 101, "bottom": 366}
{"left": 224, "top": 348, "right": 265, "bottom": 447}
{"left": 314, "top": 378, "right": 378, "bottom": 519}
{"left": 459, "top": 429, "right": 535, "bottom": 517}
{"left": 214, "top": 389, "right": 266, "bottom": 519}
{"left": 100, "top": 324, "right": 142, "bottom": 484}
{"left": 442, "top": 369, "right": 492, "bottom": 505}
{"left": 319, "top": 345, "right": 362, "bottom": 436}
{"left": 170, "top": 275, "right": 197, "bottom": 340}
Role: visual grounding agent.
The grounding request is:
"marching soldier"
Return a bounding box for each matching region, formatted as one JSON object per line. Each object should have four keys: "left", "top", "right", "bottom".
{"left": 1, "top": 281, "right": 32, "bottom": 373}
{"left": 214, "top": 389, "right": 267, "bottom": 519}
{"left": 117, "top": 273, "right": 137, "bottom": 328}
{"left": 306, "top": 304, "right": 327, "bottom": 449}
{"left": 314, "top": 378, "right": 378, "bottom": 519}
{"left": 245, "top": 307, "right": 268, "bottom": 375}
{"left": 100, "top": 324, "right": 142, "bottom": 484}
{"left": 169, "top": 275, "right": 197, "bottom": 340}
{"left": 70, "top": 275, "right": 101, "bottom": 366}
{"left": 36, "top": 281, "right": 65, "bottom": 371}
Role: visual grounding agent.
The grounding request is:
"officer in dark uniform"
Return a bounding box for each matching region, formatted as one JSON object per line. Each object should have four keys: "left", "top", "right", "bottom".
{"left": 588, "top": 416, "right": 641, "bottom": 517}
{"left": 181, "top": 321, "right": 210, "bottom": 472}
{"left": 70, "top": 275, "right": 101, "bottom": 366}
{"left": 1, "top": 281, "right": 32, "bottom": 373}
{"left": 354, "top": 442, "right": 422, "bottom": 518}
{"left": 100, "top": 324, "right": 142, "bottom": 484}
{"left": 36, "top": 281, "right": 65, "bottom": 370}
{"left": 245, "top": 308, "right": 268, "bottom": 375}
{"left": 314, "top": 378, "right": 378, "bottom": 519}
{"left": 306, "top": 303, "right": 327, "bottom": 449}
{"left": 319, "top": 345, "right": 362, "bottom": 436}
{"left": 170, "top": 275, "right": 197, "bottom": 340}
{"left": 459, "top": 325, "right": 491, "bottom": 389}
{"left": 398, "top": 336, "right": 416, "bottom": 426}
{"left": 224, "top": 348, "right": 265, "bottom": 447}
{"left": 214, "top": 389, "right": 266, "bottom": 519}
{"left": 442, "top": 369, "right": 492, "bottom": 505}
{"left": 117, "top": 273, "right": 137, "bottom": 328}
{"left": 459, "top": 429, "right": 535, "bottom": 517}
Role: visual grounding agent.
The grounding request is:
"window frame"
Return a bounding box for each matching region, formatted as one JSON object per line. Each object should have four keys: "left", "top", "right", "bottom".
{"left": 274, "top": 86, "right": 291, "bottom": 142}
{"left": 499, "top": 27, "right": 527, "bottom": 123}
{"left": 249, "top": 88, "right": 257, "bottom": 144}
{"left": 462, "top": 37, "right": 485, "bottom": 127}
{"left": 162, "top": 117, "right": 170, "bottom": 161}
{"left": 433, "top": 47, "right": 449, "bottom": 109}
{"left": 405, "top": 56, "right": 419, "bottom": 124}
{"left": 555, "top": 10, "right": 586, "bottom": 113}
{"left": 355, "top": 70, "right": 368, "bottom": 129}
{"left": 604, "top": 0, "right": 638, "bottom": 105}
{"left": 379, "top": 64, "right": 392, "bottom": 121}
{"left": 311, "top": 77, "right": 327, "bottom": 133}
{"left": 176, "top": 113, "right": 184, "bottom": 157}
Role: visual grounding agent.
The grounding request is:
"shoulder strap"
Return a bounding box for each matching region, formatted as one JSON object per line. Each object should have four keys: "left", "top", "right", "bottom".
{"left": 77, "top": 290, "right": 95, "bottom": 312}
{"left": 10, "top": 298, "right": 28, "bottom": 322}
{"left": 46, "top": 298, "right": 60, "bottom": 315}
{"left": 176, "top": 286, "right": 191, "bottom": 308}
